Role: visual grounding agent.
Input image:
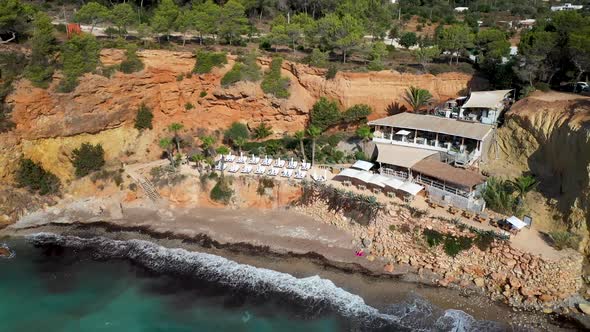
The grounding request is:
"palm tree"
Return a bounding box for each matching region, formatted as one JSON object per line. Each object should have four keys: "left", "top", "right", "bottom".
{"left": 159, "top": 137, "right": 174, "bottom": 168}
{"left": 508, "top": 175, "right": 538, "bottom": 205}
{"left": 234, "top": 137, "right": 247, "bottom": 154}
{"left": 216, "top": 145, "right": 230, "bottom": 156}
{"left": 190, "top": 153, "right": 205, "bottom": 170}
{"left": 168, "top": 122, "right": 184, "bottom": 152}
{"left": 200, "top": 135, "right": 216, "bottom": 157}
{"left": 403, "top": 86, "right": 433, "bottom": 112}
{"left": 294, "top": 130, "right": 306, "bottom": 162}
{"left": 307, "top": 125, "right": 322, "bottom": 166}
{"left": 355, "top": 125, "right": 373, "bottom": 156}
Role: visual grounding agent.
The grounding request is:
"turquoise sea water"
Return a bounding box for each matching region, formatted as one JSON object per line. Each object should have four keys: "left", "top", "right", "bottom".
{"left": 0, "top": 238, "right": 342, "bottom": 332}
{"left": 1, "top": 234, "right": 510, "bottom": 332}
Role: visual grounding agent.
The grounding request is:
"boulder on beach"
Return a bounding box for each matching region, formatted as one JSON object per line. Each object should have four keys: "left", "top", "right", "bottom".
{"left": 0, "top": 247, "right": 11, "bottom": 258}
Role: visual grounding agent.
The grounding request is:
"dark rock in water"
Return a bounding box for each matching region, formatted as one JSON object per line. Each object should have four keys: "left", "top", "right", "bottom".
{"left": 0, "top": 247, "right": 11, "bottom": 258}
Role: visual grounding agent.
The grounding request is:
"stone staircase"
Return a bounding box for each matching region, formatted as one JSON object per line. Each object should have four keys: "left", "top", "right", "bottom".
{"left": 124, "top": 166, "right": 161, "bottom": 201}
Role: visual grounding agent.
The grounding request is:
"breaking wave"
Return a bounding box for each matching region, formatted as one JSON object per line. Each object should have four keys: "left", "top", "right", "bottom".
{"left": 26, "top": 232, "right": 506, "bottom": 331}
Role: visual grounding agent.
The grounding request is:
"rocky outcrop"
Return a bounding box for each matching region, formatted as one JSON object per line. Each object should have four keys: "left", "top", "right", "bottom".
{"left": 6, "top": 49, "right": 481, "bottom": 141}
{"left": 1, "top": 49, "right": 480, "bottom": 184}
{"left": 488, "top": 92, "right": 590, "bottom": 250}
{"left": 296, "top": 200, "right": 584, "bottom": 312}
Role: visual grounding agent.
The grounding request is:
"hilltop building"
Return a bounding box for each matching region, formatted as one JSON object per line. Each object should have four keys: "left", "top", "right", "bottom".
{"left": 367, "top": 89, "right": 513, "bottom": 212}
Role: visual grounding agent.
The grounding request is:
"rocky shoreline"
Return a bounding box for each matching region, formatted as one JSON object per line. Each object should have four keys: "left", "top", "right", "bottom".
{"left": 1, "top": 222, "right": 572, "bottom": 330}
{"left": 2, "top": 195, "right": 589, "bottom": 329}
{"left": 293, "top": 200, "right": 587, "bottom": 316}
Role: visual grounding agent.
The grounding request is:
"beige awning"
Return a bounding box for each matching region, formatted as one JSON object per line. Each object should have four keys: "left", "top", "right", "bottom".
{"left": 462, "top": 90, "right": 512, "bottom": 109}
{"left": 376, "top": 144, "right": 437, "bottom": 168}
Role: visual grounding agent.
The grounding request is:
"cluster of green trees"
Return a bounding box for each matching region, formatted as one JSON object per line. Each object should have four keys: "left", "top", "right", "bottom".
{"left": 515, "top": 11, "right": 590, "bottom": 88}
{"left": 15, "top": 158, "right": 61, "bottom": 195}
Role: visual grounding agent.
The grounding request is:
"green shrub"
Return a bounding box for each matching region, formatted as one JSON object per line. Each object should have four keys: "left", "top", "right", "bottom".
{"left": 261, "top": 57, "right": 290, "bottom": 98}
{"left": 134, "top": 103, "right": 153, "bottom": 130}
{"left": 443, "top": 236, "right": 472, "bottom": 257}
{"left": 326, "top": 64, "right": 337, "bottom": 79}
{"left": 259, "top": 39, "right": 272, "bottom": 51}
{"left": 176, "top": 73, "right": 185, "bottom": 81}
{"left": 15, "top": 159, "right": 61, "bottom": 195}
{"left": 423, "top": 229, "right": 473, "bottom": 257}
{"left": 342, "top": 104, "right": 372, "bottom": 124}
{"left": 308, "top": 48, "right": 328, "bottom": 68}
{"left": 210, "top": 176, "right": 233, "bottom": 204}
{"left": 388, "top": 224, "right": 396, "bottom": 232}
{"left": 119, "top": 44, "right": 144, "bottom": 74}
{"left": 185, "top": 72, "right": 193, "bottom": 79}
{"left": 185, "top": 102, "right": 194, "bottom": 110}
{"left": 199, "top": 91, "right": 207, "bottom": 97}
{"left": 60, "top": 34, "right": 101, "bottom": 92}
{"left": 224, "top": 122, "right": 249, "bottom": 143}
{"left": 549, "top": 231, "right": 581, "bottom": 250}
{"left": 423, "top": 229, "right": 444, "bottom": 247}
{"left": 482, "top": 177, "right": 518, "bottom": 215}
{"left": 193, "top": 51, "right": 227, "bottom": 74}
{"left": 252, "top": 122, "right": 273, "bottom": 139}
{"left": 221, "top": 63, "right": 243, "bottom": 86}
{"left": 310, "top": 97, "right": 341, "bottom": 131}
{"left": 72, "top": 143, "right": 105, "bottom": 177}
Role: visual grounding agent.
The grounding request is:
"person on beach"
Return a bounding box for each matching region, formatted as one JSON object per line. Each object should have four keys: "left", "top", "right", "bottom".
{"left": 355, "top": 249, "right": 364, "bottom": 257}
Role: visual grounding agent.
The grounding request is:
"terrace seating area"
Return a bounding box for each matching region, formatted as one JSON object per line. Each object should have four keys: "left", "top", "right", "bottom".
{"left": 215, "top": 154, "right": 313, "bottom": 180}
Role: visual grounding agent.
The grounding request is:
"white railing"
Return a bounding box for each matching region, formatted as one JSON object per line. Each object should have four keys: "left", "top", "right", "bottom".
{"left": 372, "top": 137, "right": 448, "bottom": 152}
{"left": 380, "top": 168, "right": 409, "bottom": 180}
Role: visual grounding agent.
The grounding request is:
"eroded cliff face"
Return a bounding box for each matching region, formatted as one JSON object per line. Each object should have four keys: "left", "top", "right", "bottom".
{"left": 488, "top": 92, "right": 590, "bottom": 249}
{"left": 1, "top": 49, "right": 480, "bottom": 184}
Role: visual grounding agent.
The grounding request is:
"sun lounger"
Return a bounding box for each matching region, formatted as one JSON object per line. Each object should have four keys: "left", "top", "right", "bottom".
{"left": 267, "top": 168, "right": 279, "bottom": 176}
{"left": 301, "top": 162, "right": 311, "bottom": 170}
{"left": 228, "top": 165, "right": 240, "bottom": 173}
{"left": 236, "top": 155, "right": 247, "bottom": 163}
{"left": 240, "top": 165, "right": 253, "bottom": 174}
{"left": 287, "top": 161, "right": 298, "bottom": 169}
{"left": 261, "top": 158, "right": 273, "bottom": 166}
{"left": 295, "top": 171, "right": 307, "bottom": 179}
{"left": 274, "top": 159, "right": 286, "bottom": 168}
{"left": 248, "top": 156, "right": 260, "bottom": 164}
{"left": 214, "top": 163, "right": 228, "bottom": 171}
{"left": 281, "top": 169, "right": 293, "bottom": 178}
{"left": 224, "top": 154, "right": 235, "bottom": 162}
{"left": 255, "top": 166, "right": 266, "bottom": 174}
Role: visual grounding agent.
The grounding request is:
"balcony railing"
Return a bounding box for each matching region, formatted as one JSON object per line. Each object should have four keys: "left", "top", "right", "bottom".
{"left": 373, "top": 134, "right": 448, "bottom": 152}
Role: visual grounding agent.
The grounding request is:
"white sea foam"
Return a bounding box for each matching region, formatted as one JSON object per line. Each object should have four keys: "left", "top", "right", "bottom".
{"left": 26, "top": 232, "right": 502, "bottom": 332}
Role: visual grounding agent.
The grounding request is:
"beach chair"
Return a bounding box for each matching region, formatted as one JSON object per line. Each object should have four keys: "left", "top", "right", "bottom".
{"left": 301, "top": 162, "right": 311, "bottom": 170}
{"left": 241, "top": 165, "right": 253, "bottom": 174}
{"left": 267, "top": 168, "right": 278, "bottom": 176}
{"left": 225, "top": 154, "right": 235, "bottom": 162}
{"left": 275, "top": 159, "right": 286, "bottom": 168}
{"left": 285, "top": 169, "right": 293, "bottom": 178}
{"left": 228, "top": 165, "right": 240, "bottom": 173}
{"left": 262, "top": 158, "right": 273, "bottom": 166}
{"left": 236, "top": 155, "right": 246, "bottom": 164}
{"left": 255, "top": 166, "right": 266, "bottom": 174}
{"left": 287, "top": 161, "right": 298, "bottom": 169}
{"left": 295, "top": 171, "right": 307, "bottom": 179}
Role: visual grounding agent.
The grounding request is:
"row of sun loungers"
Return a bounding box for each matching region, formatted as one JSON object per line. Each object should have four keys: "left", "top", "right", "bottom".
{"left": 223, "top": 154, "right": 312, "bottom": 170}
{"left": 217, "top": 163, "right": 307, "bottom": 179}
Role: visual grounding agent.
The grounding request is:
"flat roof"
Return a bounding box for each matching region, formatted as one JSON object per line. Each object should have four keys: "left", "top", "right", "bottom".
{"left": 411, "top": 159, "right": 486, "bottom": 190}
{"left": 368, "top": 112, "right": 492, "bottom": 140}
{"left": 351, "top": 160, "right": 374, "bottom": 171}
{"left": 462, "top": 90, "right": 512, "bottom": 109}
{"left": 376, "top": 144, "right": 438, "bottom": 168}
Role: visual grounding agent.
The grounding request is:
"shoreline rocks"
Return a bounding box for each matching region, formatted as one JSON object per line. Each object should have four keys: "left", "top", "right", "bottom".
{"left": 294, "top": 200, "right": 585, "bottom": 314}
